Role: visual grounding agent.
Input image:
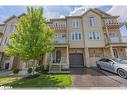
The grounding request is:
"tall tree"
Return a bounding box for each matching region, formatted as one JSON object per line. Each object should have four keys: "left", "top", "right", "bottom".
{"left": 5, "top": 7, "right": 54, "bottom": 66}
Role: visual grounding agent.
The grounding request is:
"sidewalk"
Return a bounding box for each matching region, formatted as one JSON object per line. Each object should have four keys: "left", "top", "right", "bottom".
{"left": 0, "top": 70, "right": 13, "bottom": 76}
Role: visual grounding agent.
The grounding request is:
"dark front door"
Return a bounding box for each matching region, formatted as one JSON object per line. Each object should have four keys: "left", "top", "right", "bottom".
{"left": 69, "top": 53, "right": 84, "bottom": 68}
{"left": 56, "top": 50, "right": 61, "bottom": 63}
{"left": 113, "top": 49, "right": 118, "bottom": 58}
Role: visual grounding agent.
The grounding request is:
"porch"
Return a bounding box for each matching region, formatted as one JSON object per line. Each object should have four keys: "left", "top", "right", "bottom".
{"left": 46, "top": 47, "right": 70, "bottom": 73}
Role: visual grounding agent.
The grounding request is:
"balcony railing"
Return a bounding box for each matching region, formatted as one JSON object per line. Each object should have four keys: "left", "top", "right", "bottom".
{"left": 51, "top": 26, "right": 66, "bottom": 31}
{"left": 106, "top": 36, "right": 127, "bottom": 44}
{"left": 54, "top": 37, "right": 67, "bottom": 44}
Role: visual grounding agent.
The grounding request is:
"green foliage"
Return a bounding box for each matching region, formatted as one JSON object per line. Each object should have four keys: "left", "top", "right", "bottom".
{"left": 35, "top": 64, "right": 44, "bottom": 73}
{"left": 35, "top": 66, "right": 40, "bottom": 73}
{"left": 27, "top": 68, "right": 33, "bottom": 74}
{"left": 5, "top": 7, "right": 54, "bottom": 63}
{"left": 39, "top": 64, "right": 44, "bottom": 72}
{"left": 13, "top": 68, "right": 20, "bottom": 74}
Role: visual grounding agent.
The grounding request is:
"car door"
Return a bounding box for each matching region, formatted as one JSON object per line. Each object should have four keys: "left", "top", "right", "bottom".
{"left": 104, "top": 59, "right": 115, "bottom": 72}
{"left": 98, "top": 58, "right": 107, "bottom": 69}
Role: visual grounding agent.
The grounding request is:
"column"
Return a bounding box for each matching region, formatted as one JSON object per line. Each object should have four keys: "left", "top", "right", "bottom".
{"left": 110, "top": 46, "right": 114, "bottom": 58}
{"left": 84, "top": 47, "right": 90, "bottom": 67}
{"left": 66, "top": 46, "right": 69, "bottom": 69}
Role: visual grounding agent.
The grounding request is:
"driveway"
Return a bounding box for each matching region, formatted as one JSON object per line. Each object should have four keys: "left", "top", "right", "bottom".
{"left": 71, "top": 67, "right": 127, "bottom": 87}
{"left": 0, "top": 70, "right": 13, "bottom": 76}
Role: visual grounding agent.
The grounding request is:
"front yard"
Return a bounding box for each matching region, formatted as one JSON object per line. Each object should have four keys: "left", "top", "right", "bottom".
{"left": 0, "top": 74, "right": 72, "bottom": 88}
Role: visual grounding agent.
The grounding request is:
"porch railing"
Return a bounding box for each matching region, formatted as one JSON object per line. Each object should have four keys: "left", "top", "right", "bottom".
{"left": 105, "top": 36, "right": 127, "bottom": 44}
{"left": 48, "top": 57, "right": 69, "bottom": 73}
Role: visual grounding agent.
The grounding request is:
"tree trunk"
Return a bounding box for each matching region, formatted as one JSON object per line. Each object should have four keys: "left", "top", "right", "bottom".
{"left": 32, "top": 60, "right": 38, "bottom": 75}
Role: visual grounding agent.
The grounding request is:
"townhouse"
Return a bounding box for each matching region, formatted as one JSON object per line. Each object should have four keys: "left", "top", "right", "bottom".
{"left": 0, "top": 8, "right": 127, "bottom": 73}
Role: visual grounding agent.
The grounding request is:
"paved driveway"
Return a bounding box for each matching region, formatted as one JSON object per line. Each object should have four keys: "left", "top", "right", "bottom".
{"left": 71, "top": 67, "right": 127, "bottom": 87}
{"left": 0, "top": 70, "right": 12, "bottom": 76}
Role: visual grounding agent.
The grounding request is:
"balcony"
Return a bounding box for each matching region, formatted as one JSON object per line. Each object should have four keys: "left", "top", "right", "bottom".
{"left": 54, "top": 37, "right": 67, "bottom": 44}
{"left": 103, "top": 22, "right": 124, "bottom": 29}
{"left": 105, "top": 36, "right": 127, "bottom": 44}
{"left": 51, "top": 26, "right": 66, "bottom": 32}
{"left": 0, "top": 26, "right": 4, "bottom": 34}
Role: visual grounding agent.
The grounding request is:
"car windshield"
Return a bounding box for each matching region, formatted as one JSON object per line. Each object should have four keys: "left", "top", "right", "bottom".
{"left": 112, "top": 58, "right": 127, "bottom": 64}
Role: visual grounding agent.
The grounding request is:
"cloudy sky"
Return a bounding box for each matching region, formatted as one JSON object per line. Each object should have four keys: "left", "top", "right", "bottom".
{"left": 0, "top": 6, "right": 127, "bottom": 35}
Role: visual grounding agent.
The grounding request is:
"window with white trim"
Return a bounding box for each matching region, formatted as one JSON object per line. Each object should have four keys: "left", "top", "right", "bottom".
{"left": 89, "top": 16, "right": 96, "bottom": 27}
{"left": 71, "top": 32, "right": 82, "bottom": 40}
{"left": 89, "top": 32, "right": 101, "bottom": 40}
{"left": 72, "top": 19, "right": 80, "bottom": 28}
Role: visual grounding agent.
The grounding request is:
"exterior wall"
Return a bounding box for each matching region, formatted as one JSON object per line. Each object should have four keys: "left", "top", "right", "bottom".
{"left": 0, "top": 17, "right": 18, "bottom": 52}
{"left": 67, "top": 17, "right": 85, "bottom": 48}
{"left": 0, "top": 17, "right": 18, "bottom": 70}
{"left": 0, "top": 9, "right": 127, "bottom": 70}
{"left": 89, "top": 48, "right": 104, "bottom": 66}
{"left": 82, "top": 11, "right": 105, "bottom": 48}
{"left": 114, "top": 47, "right": 127, "bottom": 58}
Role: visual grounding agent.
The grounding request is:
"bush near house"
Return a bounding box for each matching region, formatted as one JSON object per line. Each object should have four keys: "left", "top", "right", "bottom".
{"left": 13, "top": 68, "right": 20, "bottom": 75}
{"left": 27, "top": 67, "right": 33, "bottom": 74}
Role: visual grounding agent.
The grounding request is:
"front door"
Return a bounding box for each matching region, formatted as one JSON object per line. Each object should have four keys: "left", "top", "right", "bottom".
{"left": 113, "top": 49, "right": 118, "bottom": 58}
{"left": 56, "top": 50, "right": 61, "bottom": 63}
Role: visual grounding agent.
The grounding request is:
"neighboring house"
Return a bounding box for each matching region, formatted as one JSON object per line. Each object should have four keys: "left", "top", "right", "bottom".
{"left": 0, "top": 8, "right": 127, "bottom": 73}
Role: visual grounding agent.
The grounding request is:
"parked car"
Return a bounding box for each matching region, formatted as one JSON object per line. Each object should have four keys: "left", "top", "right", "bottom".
{"left": 96, "top": 58, "right": 127, "bottom": 79}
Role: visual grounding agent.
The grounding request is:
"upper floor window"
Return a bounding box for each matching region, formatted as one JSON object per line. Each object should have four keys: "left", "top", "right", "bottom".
{"left": 89, "top": 32, "right": 101, "bottom": 40}
{"left": 110, "top": 32, "right": 117, "bottom": 37}
{"left": 89, "top": 16, "right": 96, "bottom": 27}
{"left": 72, "top": 19, "right": 80, "bottom": 28}
{"left": 71, "top": 32, "right": 82, "bottom": 40}
{"left": 4, "top": 36, "right": 8, "bottom": 44}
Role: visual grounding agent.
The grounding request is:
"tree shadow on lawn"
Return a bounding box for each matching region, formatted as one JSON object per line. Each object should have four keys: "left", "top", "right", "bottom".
{"left": 2, "top": 74, "right": 70, "bottom": 88}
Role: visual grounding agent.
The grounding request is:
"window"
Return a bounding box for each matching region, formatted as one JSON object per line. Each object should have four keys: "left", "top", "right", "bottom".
{"left": 89, "top": 17, "right": 96, "bottom": 27}
{"left": 4, "top": 36, "right": 8, "bottom": 44}
{"left": 71, "top": 32, "right": 82, "bottom": 40}
{"left": 72, "top": 19, "right": 80, "bottom": 28}
{"left": 110, "top": 32, "right": 117, "bottom": 37}
{"left": 89, "top": 32, "right": 101, "bottom": 40}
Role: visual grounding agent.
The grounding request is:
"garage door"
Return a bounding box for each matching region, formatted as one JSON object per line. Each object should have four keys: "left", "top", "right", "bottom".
{"left": 69, "top": 53, "right": 84, "bottom": 68}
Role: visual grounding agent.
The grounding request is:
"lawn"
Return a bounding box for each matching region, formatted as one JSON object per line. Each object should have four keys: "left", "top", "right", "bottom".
{"left": 0, "top": 74, "right": 72, "bottom": 88}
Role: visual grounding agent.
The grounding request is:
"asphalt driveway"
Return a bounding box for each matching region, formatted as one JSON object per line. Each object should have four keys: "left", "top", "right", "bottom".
{"left": 71, "top": 67, "right": 127, "bottom": 87}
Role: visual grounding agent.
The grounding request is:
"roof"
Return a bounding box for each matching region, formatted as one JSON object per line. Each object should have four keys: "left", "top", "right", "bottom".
{"left": 82, "top": 8, "right": 111, "bottom": 17}
{"left": 66, "top": 16, "right": 81, "bottom": 18}
{"left": 18, "top": 13, "right": 26, "bottom": 18}
{"left": 101, "top": 16, "right": 119, "bottom": 19}
{"left": 3, "top": 15, "right": 17, "bottom": 23}
{"left": 50, "top": 18, "right": 66, "bottom": 21}
{"left": 1, "top": 8, "right": 119, "bottom": 24}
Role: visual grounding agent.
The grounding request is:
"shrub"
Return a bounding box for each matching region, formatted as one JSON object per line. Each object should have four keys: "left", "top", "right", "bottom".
{"left": 27, "top": 67, "right": 33, "bottom": 74}
{"left": 39, "top": 64, "right": 44, "bottom": 72}
{"left": 45, "top": 64, "right": 49, "bottom": 70}
{"left": 35, "top": 66, "right": 40, "bottom": 73}
{"left": 13, "top": 68, "right": 20, "bottom": 74}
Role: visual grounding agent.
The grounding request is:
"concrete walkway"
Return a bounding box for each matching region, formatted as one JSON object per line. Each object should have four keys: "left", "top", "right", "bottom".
{"left": 71, "top": 67, "right": 126, "bottom": 87}
{"left": 0, "top": 70, "right": 13, "bottom": 76}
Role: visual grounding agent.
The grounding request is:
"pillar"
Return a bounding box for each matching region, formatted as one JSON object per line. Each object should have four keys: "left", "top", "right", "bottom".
{"left": 66, "top": 46, "right": 69, "bottom": 69}
{"left": 84, "top": 47, "right": 90, "bottom": 67}
{"left": 110, "top": 46, "right": 114, "bottom": 58}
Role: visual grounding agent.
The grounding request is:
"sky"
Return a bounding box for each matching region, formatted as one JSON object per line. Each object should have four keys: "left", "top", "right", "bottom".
{"left": 0, "top": 6, "right": 127, "bottom": 36}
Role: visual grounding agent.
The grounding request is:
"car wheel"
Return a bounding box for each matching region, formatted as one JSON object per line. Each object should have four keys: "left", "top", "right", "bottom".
{"left": 97, "top": 64, "right": 101, "bottom": 70}
{"left": 117, "top": 69, "right": 127, "bottom": 79}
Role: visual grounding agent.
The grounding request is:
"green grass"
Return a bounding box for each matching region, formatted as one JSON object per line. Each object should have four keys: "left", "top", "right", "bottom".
{"left": 0, "top": 74, "right": 72, "bottom": 88}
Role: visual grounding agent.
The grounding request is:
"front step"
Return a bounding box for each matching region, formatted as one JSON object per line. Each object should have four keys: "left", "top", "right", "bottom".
{"left": 49, "top": 64, "right": 61, "bottom": 73}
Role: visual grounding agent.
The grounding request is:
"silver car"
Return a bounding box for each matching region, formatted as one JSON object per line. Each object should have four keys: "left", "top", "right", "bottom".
{"left": 96, "top": 58, "right": 127, "bottom": 79}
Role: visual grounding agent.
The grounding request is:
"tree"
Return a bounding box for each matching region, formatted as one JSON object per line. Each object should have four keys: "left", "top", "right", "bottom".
{"left": 5, "top": 7, "right": 54, "bottom": 68}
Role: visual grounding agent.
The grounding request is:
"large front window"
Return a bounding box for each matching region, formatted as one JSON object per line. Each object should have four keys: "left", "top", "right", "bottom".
{"left": 89, "top": 32, "right": 101, "bottom": 40}
{"left": 72, "top": 19, "right": 80, "bottom": 28}
{"left": 71, "top": 32, "right": 82, "bottom": 40}
{"left": 89, "top": 16, "right": 96, "bottom": 27}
